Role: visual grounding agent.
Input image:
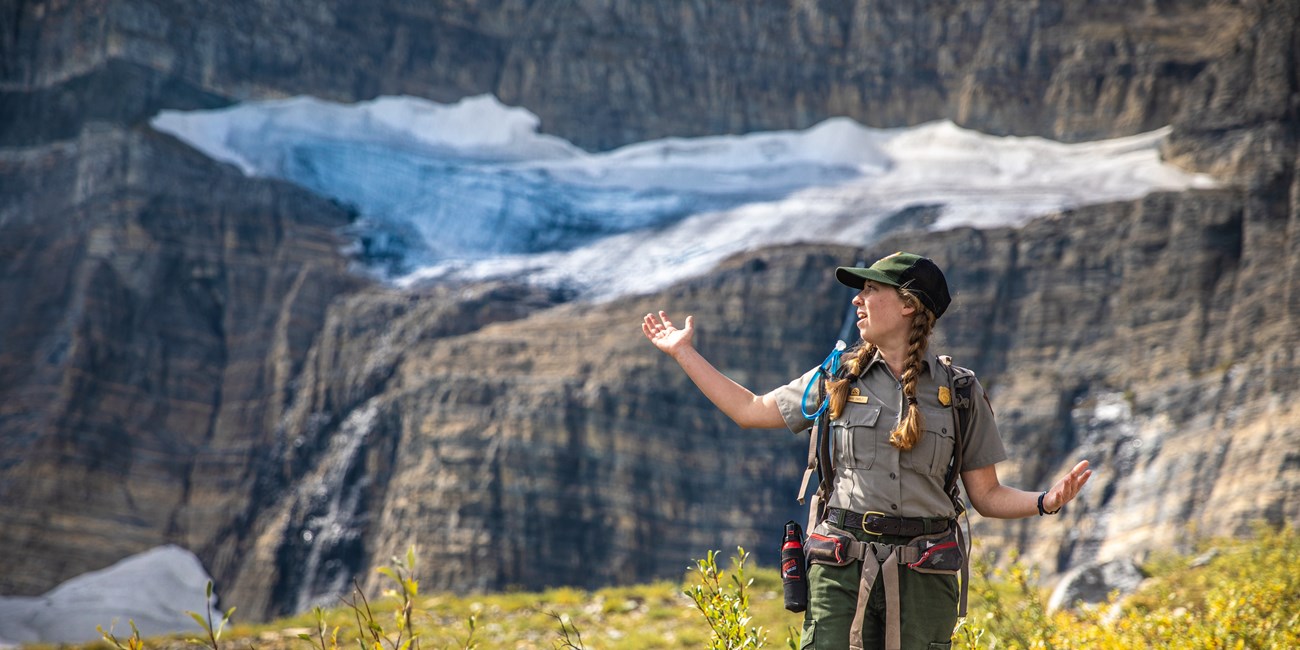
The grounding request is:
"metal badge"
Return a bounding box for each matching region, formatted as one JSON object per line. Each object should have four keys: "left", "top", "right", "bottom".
{"left": 938, "top": 386, "right": 952, "bottom": 407}
{"left": 848, "top": 387, "right": 869, "bottom": 404}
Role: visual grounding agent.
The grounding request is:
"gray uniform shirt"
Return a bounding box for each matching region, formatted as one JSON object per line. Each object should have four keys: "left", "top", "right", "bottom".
{"left": 773, "top": 352, "right": 1007, "bottom": 518}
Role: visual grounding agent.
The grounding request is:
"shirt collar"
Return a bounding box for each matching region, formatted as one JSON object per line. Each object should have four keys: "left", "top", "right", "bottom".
{"left": 861, "top": 349, "right": 940, "bottom": 379}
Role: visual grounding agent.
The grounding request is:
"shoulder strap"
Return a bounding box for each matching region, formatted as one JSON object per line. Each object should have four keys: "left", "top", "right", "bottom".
{"left": 803, "top": 375, "right": 834, "bottom": 530}
{"left": 939, "top": 355, "right": 976, "bottom": 618}
{"left": 938, "top": 356, "right": 975, "bottom": 513}
{"left": 798, "top": 366, "right": 844, "bottom": 531}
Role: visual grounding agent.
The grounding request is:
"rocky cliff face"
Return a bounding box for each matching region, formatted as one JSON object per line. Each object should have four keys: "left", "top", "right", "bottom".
{"left": 0, "top": 124, "right": 364, "bottom": 596}
{"left": 1, "top": 0, "right": 1270, "bottom": 150}
{"left": 1, "top": 0, "right": 1297, "bottom": 621}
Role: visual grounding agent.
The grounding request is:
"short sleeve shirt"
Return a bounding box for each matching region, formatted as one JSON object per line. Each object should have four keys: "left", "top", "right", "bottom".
{"left": 772, "top": 352, "right": 1007, "bottom": 518}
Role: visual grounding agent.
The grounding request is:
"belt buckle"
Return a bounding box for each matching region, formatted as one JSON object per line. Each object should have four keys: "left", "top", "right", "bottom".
{"left": 860, "top": 511, "right": 886, "bottom": 536}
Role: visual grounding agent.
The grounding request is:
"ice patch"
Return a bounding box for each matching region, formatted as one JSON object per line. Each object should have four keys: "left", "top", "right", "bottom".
{"left": 151, "top": 94, "right": 1217, "bottom": 301}
{"left": 0, "top": 545, "right": 215, "bottom": 646}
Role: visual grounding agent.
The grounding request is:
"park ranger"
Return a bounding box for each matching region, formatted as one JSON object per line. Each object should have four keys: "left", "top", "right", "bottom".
{"left": 643, "top": 251, "right": 1092, "bottom": 649}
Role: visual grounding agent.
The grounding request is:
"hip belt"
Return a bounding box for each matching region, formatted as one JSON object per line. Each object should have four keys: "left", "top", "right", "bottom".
{"left": 806, "top": 519, "right": 968, "bottom": 650}
{"left": 826, "top": 507, "right": 951, "bottom": 537}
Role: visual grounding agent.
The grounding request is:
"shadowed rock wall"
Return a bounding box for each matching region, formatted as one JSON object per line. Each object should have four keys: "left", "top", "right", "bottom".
{"left": 0, "top": 0, "right": 1266, "bottom": 150}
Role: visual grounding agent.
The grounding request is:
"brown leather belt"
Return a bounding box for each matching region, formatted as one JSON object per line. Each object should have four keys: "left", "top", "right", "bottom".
{"left": 827, "top": 508, "right": 951, "bottom": 537}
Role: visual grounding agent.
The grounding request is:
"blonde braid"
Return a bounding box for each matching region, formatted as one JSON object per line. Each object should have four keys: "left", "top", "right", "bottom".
{"left": 890, "top": 291, "right": 937, "bottom": 450}
{"left": 826, "top": 342, "right": 875, "bottom": 420}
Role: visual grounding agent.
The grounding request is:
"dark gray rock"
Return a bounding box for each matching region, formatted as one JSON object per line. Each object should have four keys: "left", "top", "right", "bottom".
{"left": 1048, "top": 558, "right": 1147, "bottom": 612}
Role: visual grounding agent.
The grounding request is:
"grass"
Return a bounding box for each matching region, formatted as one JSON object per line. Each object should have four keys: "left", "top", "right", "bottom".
{"left": 63, "top": 525, "right": 1300, "bottom": 650}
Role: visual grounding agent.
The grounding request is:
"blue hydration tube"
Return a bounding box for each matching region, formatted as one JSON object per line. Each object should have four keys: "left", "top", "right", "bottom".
{"left": 800, "top": 340, "right": 847, "bottom": 419}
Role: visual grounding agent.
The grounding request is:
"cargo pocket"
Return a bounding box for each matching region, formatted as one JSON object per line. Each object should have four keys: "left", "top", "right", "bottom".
{"left": 901, "top": 407, "right": 955, "bottom": 477}
{"left": 833, "top": 403, "right": 882, "bottom": 470}
{"left": 798, "top": 620, "right": 816, "bottom": 649}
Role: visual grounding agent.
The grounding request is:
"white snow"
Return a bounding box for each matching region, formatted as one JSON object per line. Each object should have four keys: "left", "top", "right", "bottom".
{"left": 0, "top": 545, "right": 216, "bottom": 646}
{"left": 150, "top": 94, "right": 1216, "bottom": 301}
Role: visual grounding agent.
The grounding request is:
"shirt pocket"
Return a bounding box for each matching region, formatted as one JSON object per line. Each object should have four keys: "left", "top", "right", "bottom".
{"left": 833, "top": 403, "right": 882, "bottom": 470}
{"left": 901, "top": 407, "right": 956, "bottom": 477}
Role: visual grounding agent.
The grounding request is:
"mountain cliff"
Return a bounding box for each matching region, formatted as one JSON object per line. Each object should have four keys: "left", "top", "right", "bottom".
{"left": 1, "top": 0, "right": 1297, "bottom": 620}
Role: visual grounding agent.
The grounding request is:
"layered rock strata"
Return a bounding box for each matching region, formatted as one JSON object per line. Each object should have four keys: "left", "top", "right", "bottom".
{"left": 0, "top": 0, "right": 1297, "bottom": 621}
{"left": 0, "top": 125, "right": 363, "bottom": 596}
{"left": 0, "top": 1, "right": 1271, "bottom": 150}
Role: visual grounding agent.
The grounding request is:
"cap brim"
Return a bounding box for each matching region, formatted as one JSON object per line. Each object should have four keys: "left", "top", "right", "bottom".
{"left": 836, "top": 266, "right": 900, "bottom": 290}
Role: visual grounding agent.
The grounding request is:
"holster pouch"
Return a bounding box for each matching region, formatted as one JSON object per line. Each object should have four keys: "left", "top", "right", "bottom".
{"left": 805, "top": 523, "right": 859, "bottom": 567}
{"left": 905, "top": 524, "right": 963, "bottom": 575}
{"left": 780, "top": 520, "right": 808, "bottom": 612}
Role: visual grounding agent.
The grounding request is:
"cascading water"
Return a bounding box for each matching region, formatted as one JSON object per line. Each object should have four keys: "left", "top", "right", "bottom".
{"left": 280, "top": 400, "right": 382, "bottom": 614}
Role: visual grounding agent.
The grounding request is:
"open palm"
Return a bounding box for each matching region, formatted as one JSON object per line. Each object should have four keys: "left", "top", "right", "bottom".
{"left": 642, "top": 311, "right": 694, "bottom": 355}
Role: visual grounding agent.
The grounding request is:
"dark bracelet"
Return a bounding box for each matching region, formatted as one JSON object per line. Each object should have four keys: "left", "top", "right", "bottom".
{"left": 1037, "top": 491, "right": 1060, "bottom": 516}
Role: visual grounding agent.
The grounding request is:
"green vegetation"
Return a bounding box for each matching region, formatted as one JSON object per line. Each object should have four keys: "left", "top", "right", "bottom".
{"left": 958, "top": 524, "right": 1300, "bottom": 649}
{"left": 75, "top": 526, "right": 1299, "bottom": 650}
{"left": 683, "top": 548, "right": 767, "bottom": 649}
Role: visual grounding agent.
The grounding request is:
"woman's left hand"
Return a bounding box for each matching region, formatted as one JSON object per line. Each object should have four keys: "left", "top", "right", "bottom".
{"left": 1044, "top": 460, "right": 1093, "bottom": 512}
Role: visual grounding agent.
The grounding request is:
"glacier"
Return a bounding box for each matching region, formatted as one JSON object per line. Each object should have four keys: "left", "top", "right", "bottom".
{"left": 151, "top": 94, "right": 1216, "bottom": 301}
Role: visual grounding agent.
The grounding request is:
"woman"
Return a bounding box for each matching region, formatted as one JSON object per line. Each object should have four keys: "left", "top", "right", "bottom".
{"left": 642, "top": 251, "right": 1091, "bottom": 650}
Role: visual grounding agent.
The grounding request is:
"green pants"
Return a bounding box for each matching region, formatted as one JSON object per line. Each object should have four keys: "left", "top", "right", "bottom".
{"left": 799, "top": 532, "right": 959, "bottom": 650}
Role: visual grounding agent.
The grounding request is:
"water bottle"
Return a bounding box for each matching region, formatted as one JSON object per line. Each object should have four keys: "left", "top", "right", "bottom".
{"left": 781, "top": 520, "right": 808, "bottom": 612}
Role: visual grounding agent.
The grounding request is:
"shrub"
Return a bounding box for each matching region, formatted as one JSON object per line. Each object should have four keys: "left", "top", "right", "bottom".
{"left": 684, "top": 547, "right": 768, "bottom": 649}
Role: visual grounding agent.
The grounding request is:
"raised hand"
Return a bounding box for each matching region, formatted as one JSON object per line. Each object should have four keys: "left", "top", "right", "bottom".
{"left": 642, "top": 310, "right": 694, "bottom": 357}
{"left": 1044, "top": 460, "right": 1093, "bottom": 513}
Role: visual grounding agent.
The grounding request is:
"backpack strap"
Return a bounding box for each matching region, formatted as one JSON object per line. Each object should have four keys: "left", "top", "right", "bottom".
{"left": 938, "top": 354, "right": 976, "bottom": 618}
{"left": 798, "top": 355, "right": 850, "bottom": 531}
{"left": 939, "top": 355, "right": 975, "bottom": 513}
{"left": 799, "top": 372, "right": 836, "bottom": 532}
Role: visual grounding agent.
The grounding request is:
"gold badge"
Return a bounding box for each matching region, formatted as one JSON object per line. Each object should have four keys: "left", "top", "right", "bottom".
{"left": 847, "top": 387, "right": 869, "bottom": 404}
{"left": 938, "top": 386, "right": 952, "bottom": 406}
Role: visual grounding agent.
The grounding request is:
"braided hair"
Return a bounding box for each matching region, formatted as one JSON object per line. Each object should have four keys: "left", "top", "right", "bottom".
{"left": 826, "top": 289, "right": 937, "bottom": 451}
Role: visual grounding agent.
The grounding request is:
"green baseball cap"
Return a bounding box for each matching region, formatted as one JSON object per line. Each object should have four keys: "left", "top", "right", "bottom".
{"left": 836, "top": 252, "right": 951, "bottom": 318}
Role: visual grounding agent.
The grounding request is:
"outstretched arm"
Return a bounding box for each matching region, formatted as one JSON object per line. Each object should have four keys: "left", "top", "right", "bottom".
{"left": 962, "top": 460, "right": 1092, "bottom": 519}
{"left": 642, "top": 311, "right": 786, "bottom": 429}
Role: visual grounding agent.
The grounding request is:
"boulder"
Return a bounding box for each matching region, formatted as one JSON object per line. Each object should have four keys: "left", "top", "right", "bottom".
{"left": 1048, "top": 558, "right": 1147, "bottom": 612}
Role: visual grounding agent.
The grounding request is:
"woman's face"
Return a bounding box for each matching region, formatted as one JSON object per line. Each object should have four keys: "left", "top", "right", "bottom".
{"left": 853, "top": 281, "right": 915, "bottom": 344}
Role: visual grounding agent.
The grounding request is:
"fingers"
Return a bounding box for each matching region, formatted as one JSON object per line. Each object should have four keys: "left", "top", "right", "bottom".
{"left": 658, "top": 310, "right": 676, "bottom": 331}
{"left": 641, "top": 312, "right": 658, "bottom": 339}
{"left": 1068, "top": 460, "right": 1093, "bottom": 494}
{"left": 1049, "top": 460, "right": 1093, "bottom": 511}
{"left": 643, "top": 311, "right": 690, "bottom": 331}
{"left": 642, "top": 311, "right": 666, "bottom": 333}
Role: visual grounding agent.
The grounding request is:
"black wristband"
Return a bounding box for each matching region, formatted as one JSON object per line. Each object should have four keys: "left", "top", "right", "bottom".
{"left": 1037, "top": 491, "right": 1060, "bottom": 516}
